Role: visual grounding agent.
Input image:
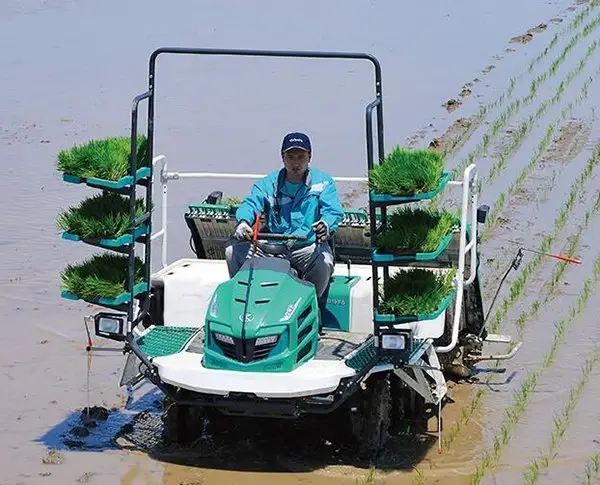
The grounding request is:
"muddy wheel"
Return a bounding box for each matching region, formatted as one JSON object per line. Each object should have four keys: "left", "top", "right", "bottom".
{"left": 161, "top": 399, "right": 204, "bottom": 446}
{"left": 348, "top": 371, "right": 392, "bottom": 457}
{"left": 391, "top": 376, "right": 428, "bottom": 433}
{"left": 389, "top": 372, "right": 408, "bottom": 433}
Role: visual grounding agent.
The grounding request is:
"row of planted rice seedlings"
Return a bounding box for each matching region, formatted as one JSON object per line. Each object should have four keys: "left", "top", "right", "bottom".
{"left": 527, "top": 0, "right": 600, "bottom": 73}
{"left": 405, "top": 3, "right": 600, "bottom": 459}
{"left": 511, "top": 191, "right": 599, "bottom": 342}
{"left": 488, "top": 141, "right": 600, "bottom": 332}
{"left": 521, "top": 347, "right": 600, "bottom": 485}
{"left": 447, "top": 11, "right": 600, "bottom": 180}
{"left": 513, "top": 194, "right": 595, "bottom": 339}
{"left": 482, "top": 66, "right": 600, "bottom": 237}
{"left": 431, "top": 76, "right": 518, "bottom": 160}
{"left": 481, "top": 40, "right": 600, "bottom": 188}
{"left": 441, "top": 142, "right": 600, "bottom": 449}
{"left": 443, "top": 194, "right": 593, "bottom": 450}
{"left": 427, "top": 8, "right": 599, "bottom": 187}
{"left": 500, "top": 191, "right": 600, "bottom": 350}
{"left": 470, "top": 251, "right": 600, "bottom": 484}
{"left": 428, "top": 0, "right": 600, "bottom": 460}
{"left": 487, "top": 0, "right": 598, "bottom": 121}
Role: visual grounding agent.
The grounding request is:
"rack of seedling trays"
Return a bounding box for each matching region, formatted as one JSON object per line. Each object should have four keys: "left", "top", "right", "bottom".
{"left": 57, "top": 133, "right": 152, "bottom": 323}
{"left": 368, "top": 146, "right": 478, "bottom": 356}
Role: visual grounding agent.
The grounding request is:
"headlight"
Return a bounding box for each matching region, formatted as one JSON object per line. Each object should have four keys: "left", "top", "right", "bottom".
{"left": 213, "top": 332, "right": 234, "bottom": 345}
{"left": 381, "top": 334, "right": 405, "bottom": 350}
{"left": 255, "top": 335, "right": 279, "bottom": 346}
{"left": 377, "top": 329, "right": 413, "bottom": 356}
{"left": 93, "top": 311, "right": 126, "bottom": 342}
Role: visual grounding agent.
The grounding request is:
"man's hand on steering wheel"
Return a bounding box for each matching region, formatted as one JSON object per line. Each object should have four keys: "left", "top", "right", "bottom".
{"left": 234, "top": 220, "right": 253, "bottom": 241}
{"left": 311, "top": 220, "right": 329, "bottom": 243}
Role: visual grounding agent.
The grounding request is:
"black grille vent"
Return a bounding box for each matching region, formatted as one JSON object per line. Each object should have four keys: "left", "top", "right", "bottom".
{"left": 297, "top": 306, "right": 312, "bottom": 328}
{"left": 213, "top": 333, "right": 279, "bottom": 363}
{"left": 214, "top": 338, "right": 237, "bottom": 360}
{"left": 297, "top": 324, "right": 312, "bottom": 344}
{"left": 253, "top": 340, "right": 278, "bottom": 360}
{"left": 296, "top": 342, "right": 312, "bottom": 363}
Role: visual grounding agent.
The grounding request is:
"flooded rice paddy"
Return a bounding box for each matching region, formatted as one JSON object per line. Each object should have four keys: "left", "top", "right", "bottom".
{"left": 2, "top": 0, "right": 600, "bottom": 484}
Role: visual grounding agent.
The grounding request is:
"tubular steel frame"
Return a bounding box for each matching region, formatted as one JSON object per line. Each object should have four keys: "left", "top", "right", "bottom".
{"left": 125, "top": 46, "right": 385, "bottom": 376}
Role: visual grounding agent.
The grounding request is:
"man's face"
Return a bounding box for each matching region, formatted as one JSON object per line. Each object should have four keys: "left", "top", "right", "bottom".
{"left": 282, "top": 148, "right": 311, "bottom": 178}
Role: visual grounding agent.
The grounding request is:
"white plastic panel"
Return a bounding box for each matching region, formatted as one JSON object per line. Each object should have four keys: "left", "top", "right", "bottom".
{"left": 392, "top": 311, "right": 446, "bottom": 339}
{"left": 152, "top": 352, "right": 356, "bottom": 398}
{"left": 151, "top": 259, "right": 230, "bottom": 328}
{"left": 332, "top": 264, "right": 374, "bottom": 334}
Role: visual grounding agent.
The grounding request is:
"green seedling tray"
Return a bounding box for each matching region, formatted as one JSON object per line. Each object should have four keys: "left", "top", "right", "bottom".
{"left": 372, "top": 230, "right": 455, "bottom": 262}
{"left": 369, "top": 172, "right": 451, "bottom": 204}
{"left": 62, "top": 225, "right": 149, "bottom": 249}
{"left": 61, "top": 281, "right": 149, "bottom": 307}
{"left": 374, "top": 289, "right": 456, "bottom": 324}
{"left": 63, "top": 167, "right": 151, "bottom": 191}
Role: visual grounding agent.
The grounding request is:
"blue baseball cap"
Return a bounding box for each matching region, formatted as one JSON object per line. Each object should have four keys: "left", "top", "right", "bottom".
{"left": 281, "top": 132, "right": 312, "bottom": 153}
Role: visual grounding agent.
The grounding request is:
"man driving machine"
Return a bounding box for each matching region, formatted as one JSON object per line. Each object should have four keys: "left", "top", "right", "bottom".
{"left": 225, "top": 132, "right": 344, "bottom": 303}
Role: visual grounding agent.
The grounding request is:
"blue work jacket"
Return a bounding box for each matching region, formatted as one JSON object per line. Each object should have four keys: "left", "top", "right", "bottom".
{"left": 235, "top": 167, "right": 344, "bottom": 245}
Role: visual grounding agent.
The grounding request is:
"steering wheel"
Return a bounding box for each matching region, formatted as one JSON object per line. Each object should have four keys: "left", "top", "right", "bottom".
{"left": 251, "top": 232, "right": 308, "bottom": 255}
{"left": 255, "top": 232, "right": 308, "bottom": 242}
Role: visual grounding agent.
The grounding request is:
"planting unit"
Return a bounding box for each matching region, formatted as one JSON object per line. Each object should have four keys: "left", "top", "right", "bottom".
{"left": 66, "top": 47, "right": 521, "bottom": 455}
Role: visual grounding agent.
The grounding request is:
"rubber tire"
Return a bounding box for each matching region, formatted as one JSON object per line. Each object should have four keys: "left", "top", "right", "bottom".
{"left": 389, "top": 372, "right": 408, "bottom": 433}
{"left": 161, "top": 399, "right": 204, "bottom": 446}
{"left": 348, "top": 371, "right": 392, "bottom": 458}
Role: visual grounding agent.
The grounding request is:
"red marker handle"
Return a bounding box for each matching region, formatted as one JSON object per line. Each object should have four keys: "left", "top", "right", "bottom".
{"left": 550, "top": 254, "right": 582, "bottom": 264}
{"left": 523, "top": 247, "right": 582, "bottom": 264}
{"left": 252, "top": 213, "right": 260, "bottom": 241}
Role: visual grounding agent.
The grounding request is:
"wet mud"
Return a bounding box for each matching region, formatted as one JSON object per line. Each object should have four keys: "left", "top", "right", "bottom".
{"left": 429, "top": 117, "right": 481, "bottom": 157}
{"left": 111, "top": 381, "right": 481, "bottom": 484}
{"left": 3, "top": 0, "right": 600, "bottom": 485}
{"left": 510, "top": 23, "right": 548, "bottom": 44}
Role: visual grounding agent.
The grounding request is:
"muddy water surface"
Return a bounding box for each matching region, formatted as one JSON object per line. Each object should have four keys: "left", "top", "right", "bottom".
{"left": 2, "top": 1, "right": 598, "bottom": 484}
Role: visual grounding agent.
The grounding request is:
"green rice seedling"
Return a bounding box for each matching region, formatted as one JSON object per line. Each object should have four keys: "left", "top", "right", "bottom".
{"left": 529, "top": 33, "right": 559, "bottom": 72}
{"left": 375, "top": 207, "right": 458, "bottom": 253}
{"left": 356, "top": 466, "right": 377, "bottom": 485}
{"left": 57, "top": 192, "right": 147, "bottom": 239}
{"left": 223, "top": 196, "right": 243, "bottom": 205}
{"left": 579, "top": 453, "right": 600, "bottom": 484}
{"left": 368, "top": 147, "right": 445, "bottom": 196}
{"left": 57, "top": 135, "right": 149, "bottom": 180}
{"left": 411, "top": 467, "right": 428, "bottom": 485}
{"left": 379, "top": 268, "right": 455, "bottom": 316}
{"left": 61, "top": 253, "right": 145, "bottom": 300}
